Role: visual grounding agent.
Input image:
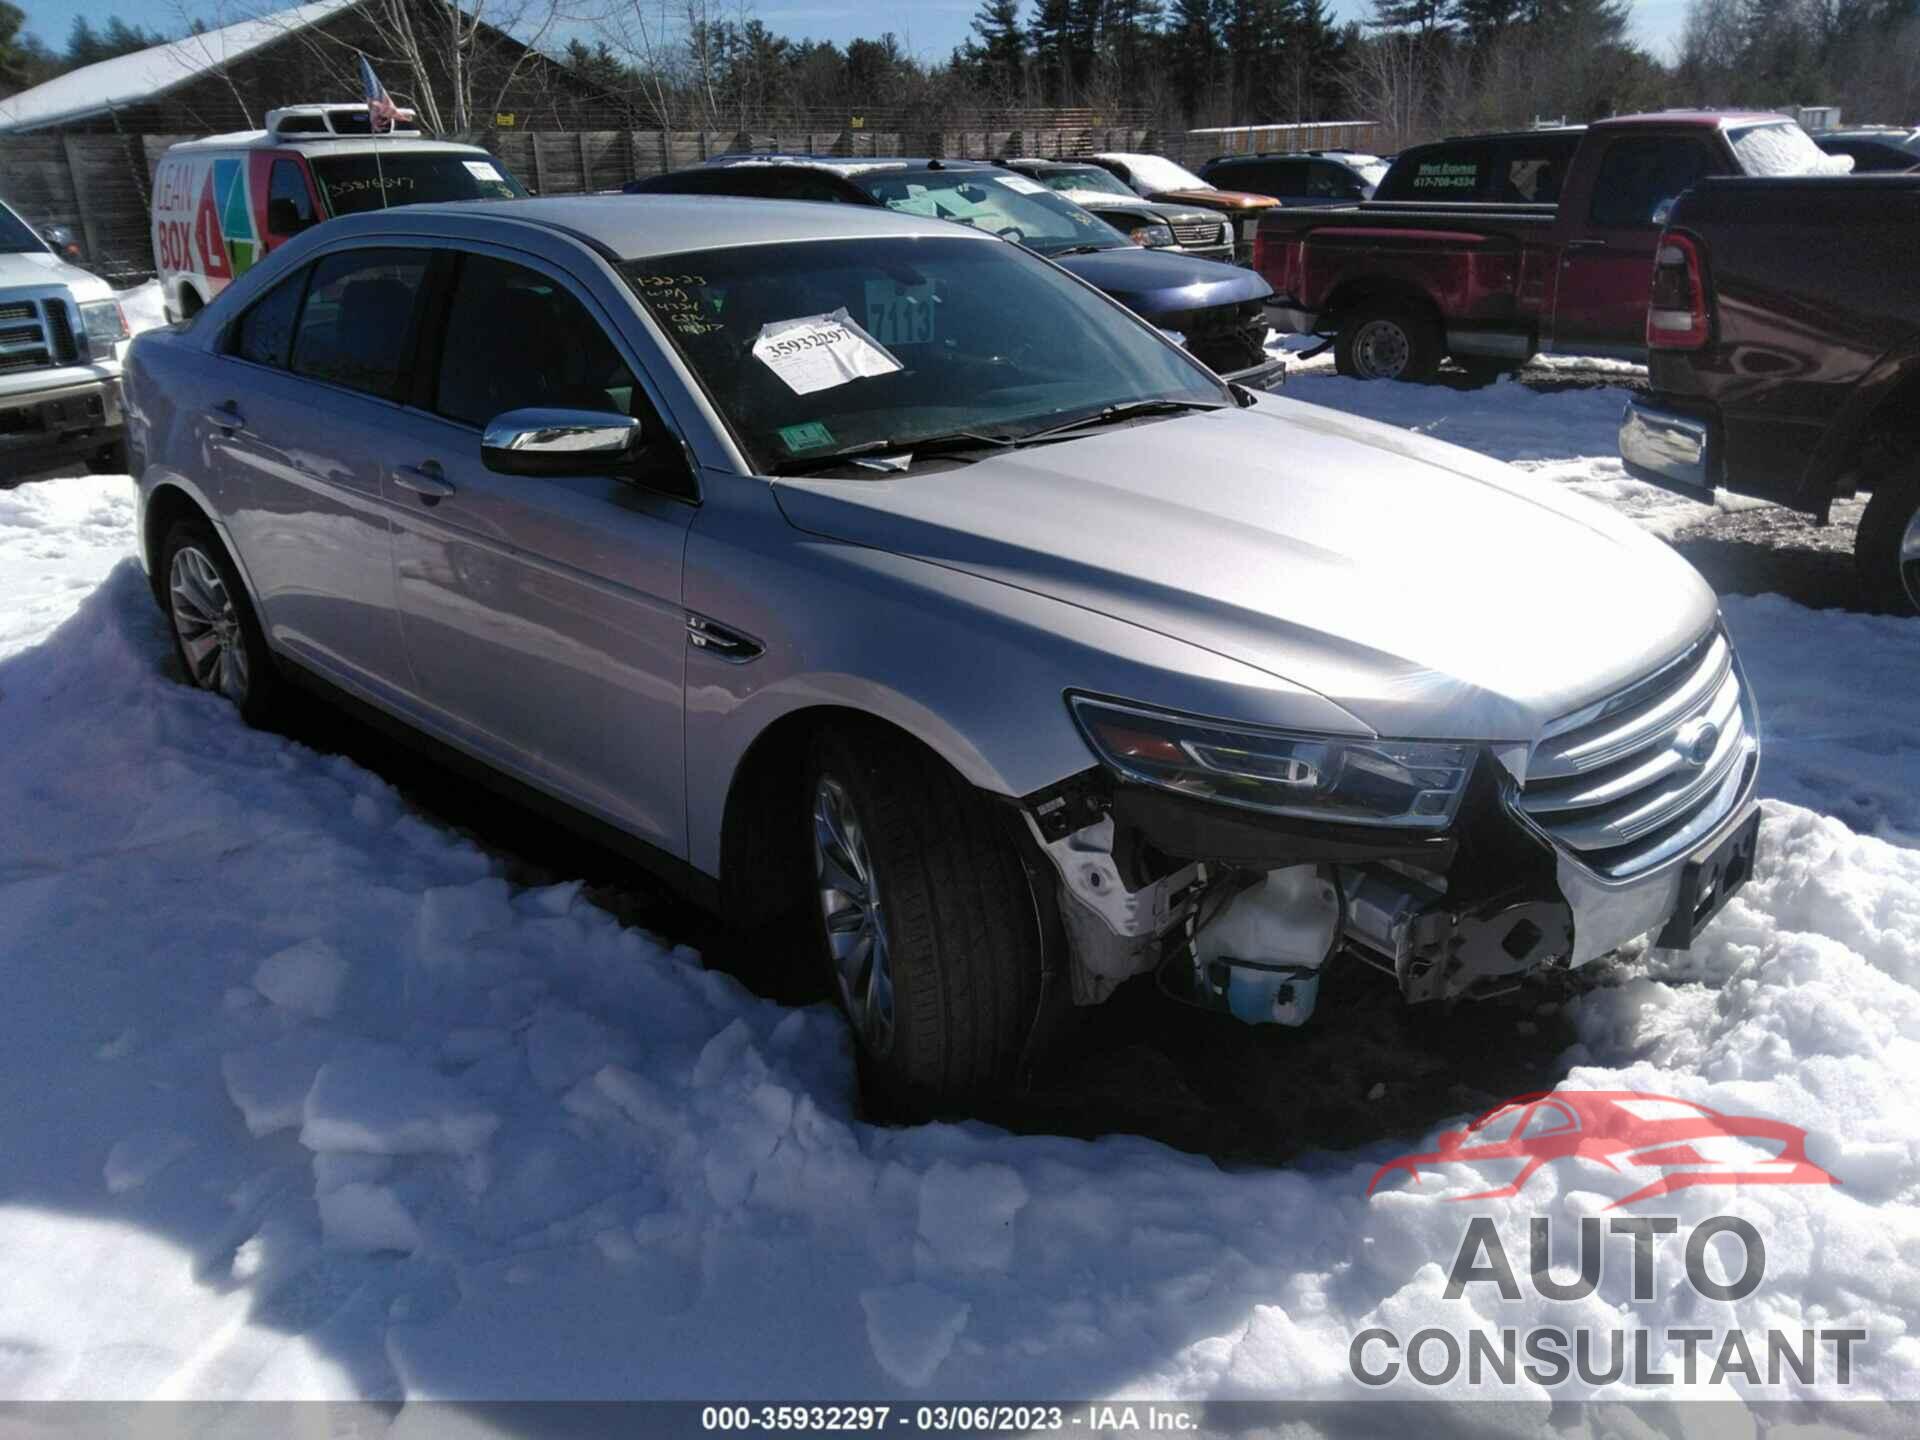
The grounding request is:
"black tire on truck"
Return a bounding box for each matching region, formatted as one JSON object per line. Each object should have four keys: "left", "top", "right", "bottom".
{"left": 803, "top": 723, "right": 1044, "bottom": 1109}
{"left": 1335, "top": 299, "right": 1442, "bottom": 382}
{"left": 1855, "top": 467, "right": 1920, "bottom": 616}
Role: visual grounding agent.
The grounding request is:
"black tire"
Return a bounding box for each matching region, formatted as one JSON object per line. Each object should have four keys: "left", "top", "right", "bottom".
{"left": 159, "top": 516, "right": 283, "bottom": 725}
{"left": 1856, "top": 468, "right": 1920, "bottom": 616}
{"left": 85, "top": 440, "right": 129, "bottom": 474}
{"left": 804, "top": 724, "right": 1044, "bottom": 1106}
{"left": 1335, "top": 300, "right": 1442, "bottom": 382}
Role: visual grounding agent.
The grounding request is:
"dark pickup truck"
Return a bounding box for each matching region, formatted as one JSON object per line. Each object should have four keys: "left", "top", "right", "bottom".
{"left": 1621, "top": 174, "right": 1920, "bottom": 614}
{"left": 1255, "top": 112, "right": 1843, "bottom": 380}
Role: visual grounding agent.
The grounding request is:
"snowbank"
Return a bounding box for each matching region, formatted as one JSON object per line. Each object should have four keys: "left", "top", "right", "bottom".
{"left": 1, "top": 375, "right": 1918, "bottom": 1409}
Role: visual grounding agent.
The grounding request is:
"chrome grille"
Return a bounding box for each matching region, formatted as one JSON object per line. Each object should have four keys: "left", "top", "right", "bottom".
{"left": 0, "top": 295, "right": 75, "bottom": 373}
{"left": 45, "top": 300, "right": 77, "bottom": 363}
{"left": 1171, "top": 220, "right": 1224, "bottom": 246}
{"left": 1517, "top": 631, "right": 1756, "bottom": 880}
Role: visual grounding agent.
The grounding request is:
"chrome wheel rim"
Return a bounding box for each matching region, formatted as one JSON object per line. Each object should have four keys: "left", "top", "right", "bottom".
{"left": 1352, "top": 318, "right": 1411, "bottom": 379}
{"left": 168, "top": 545, "right": 249, "bottom": 704}
{"left": 1901, "top": 502, "right": 1920, "bottom": 612}
{"left": 812, "top": 775, "right": 894, "bottom": 1054}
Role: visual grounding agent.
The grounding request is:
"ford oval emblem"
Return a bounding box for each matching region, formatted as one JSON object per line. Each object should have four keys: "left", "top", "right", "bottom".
{"left": 1674, "top": 717, "right": 1720, "bottom": 768}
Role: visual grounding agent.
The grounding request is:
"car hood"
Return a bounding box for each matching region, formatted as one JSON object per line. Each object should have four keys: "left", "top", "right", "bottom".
{"left": 1147, "top": 187, "right": 1276, "bottom": 210}
{"left": 1053, "top": 246, "right": 1272, "bottom": 322}
{"left": 0, "top": 249, "right": 111, "bottom": 300}
{"left": 1053, "top": 191, "right": 1219, "bottom": 227}
{"left": 771, "top": 395, "right": 1718, "bottom": 741}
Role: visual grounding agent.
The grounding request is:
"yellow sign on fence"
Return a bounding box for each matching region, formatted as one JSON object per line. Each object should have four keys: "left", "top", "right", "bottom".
{"left": 494, "top": 113, "right": 516, "bottom": 128}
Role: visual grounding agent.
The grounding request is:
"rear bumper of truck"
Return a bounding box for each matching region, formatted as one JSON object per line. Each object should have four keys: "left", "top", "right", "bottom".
{"left": 1620, "top": 398, "right": 1714, "bottom": 498}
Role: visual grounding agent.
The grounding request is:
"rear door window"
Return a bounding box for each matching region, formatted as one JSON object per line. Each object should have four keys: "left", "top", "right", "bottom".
{"left": 289, "top": 248, "right": 429, "bottom": 400}
{"left": 1493, "top": 134, "right": 1579, "bottom": 202}
{"left": 231, "top": 267, "right": 307, "bottom": 369}
{"left": 1589, "top": 137, "right": 1715, "bottom": 227}
{"left": 1307, "top": 160, "right": 1361, "bottom": 198}
{"left": 1379, "top": 143, "right": 1489, "bottom": 200}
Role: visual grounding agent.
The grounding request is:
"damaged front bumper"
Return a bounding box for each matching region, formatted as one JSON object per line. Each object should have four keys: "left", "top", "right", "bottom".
{"left": 1021, "top": 644, "right": 1762, "bottom": 1027}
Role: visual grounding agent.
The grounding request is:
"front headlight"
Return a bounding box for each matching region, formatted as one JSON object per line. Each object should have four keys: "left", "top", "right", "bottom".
{"left": 1129, "top": 223, "right": 1176, "bottom": 247}
{"left": 80, "top": 299, "right": 129, "bottom": 350}
{"left": 1070, "top": 695, "right": 1477, "bottom": 829}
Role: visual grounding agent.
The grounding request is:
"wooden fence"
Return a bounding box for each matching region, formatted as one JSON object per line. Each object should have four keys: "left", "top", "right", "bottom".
{"left": 0, "top": 123, "right": 1155, "bottom": 283}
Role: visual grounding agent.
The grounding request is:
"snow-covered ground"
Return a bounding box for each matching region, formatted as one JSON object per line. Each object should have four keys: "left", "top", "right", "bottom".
{"left": 3, "top": 366, "right": 1919, "bottom": 1416}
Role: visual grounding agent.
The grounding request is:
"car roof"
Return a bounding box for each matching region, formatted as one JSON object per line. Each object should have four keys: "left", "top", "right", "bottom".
{"left": 1595, "top": 110, "right": 1791, "bottom": 130}
{"left": 696, "top": 154, "right": 1002, "bottom": 177}
{"left": 164, "top": 131, "right": 490, "bottom": 159}
{"left": 1402, "top": 127, "right": 1586, "bottom": 149}
{"left": 307, "top": 193, "right": 1002, "bottom": 259}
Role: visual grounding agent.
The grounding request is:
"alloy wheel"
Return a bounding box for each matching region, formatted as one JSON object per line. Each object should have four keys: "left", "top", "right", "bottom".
{"left": 812, "top": 774, "right": 895, "bottom": 1054}
{"left": 1352, "top": 318, "right": 1411, "bottom": 379}
{"left": 168, "top": 545, "right": 250, "bottom": 705}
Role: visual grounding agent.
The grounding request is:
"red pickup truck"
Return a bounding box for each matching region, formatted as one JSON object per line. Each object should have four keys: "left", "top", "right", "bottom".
{"left": 1254, "top": 112, "right": 1844, "bottom": 381}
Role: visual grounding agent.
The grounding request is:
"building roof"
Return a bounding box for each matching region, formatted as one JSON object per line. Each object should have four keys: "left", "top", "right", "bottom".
{"left": 0, "top": 0, "right": 360, "bottom": 134}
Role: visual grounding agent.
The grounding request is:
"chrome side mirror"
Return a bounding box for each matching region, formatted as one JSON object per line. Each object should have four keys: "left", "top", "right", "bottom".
{"left": 481, "top": 408, "right": 641, "bottom": 477}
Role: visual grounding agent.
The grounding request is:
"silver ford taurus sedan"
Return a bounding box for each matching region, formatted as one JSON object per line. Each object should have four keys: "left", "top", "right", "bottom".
{"left": 124, "top": 196, "right": 1760, "bottom": 1108}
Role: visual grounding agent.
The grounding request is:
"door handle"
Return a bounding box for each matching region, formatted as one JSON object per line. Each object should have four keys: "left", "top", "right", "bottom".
{"left": 1564, "top": 239, "right": 1609, "bottom": 252}
{"left": 686, "top": 614, "right": 763, "bottom": 662}
{"left": 203, "top": 403, "right": 245, "bottom": 432}
{"left": 393, "top": 462, "right": 455, "bottom": 500}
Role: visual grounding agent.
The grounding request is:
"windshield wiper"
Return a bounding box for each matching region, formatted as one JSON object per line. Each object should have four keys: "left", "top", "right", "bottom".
{"left": 1047, "top": 243, "right": 1112, "bottom": 257}
{"left": 769, "top": 429, "right": 1017, "bottom": 476}
{"left": 1016, "top": 398, "right": 1230, "bottom": 445}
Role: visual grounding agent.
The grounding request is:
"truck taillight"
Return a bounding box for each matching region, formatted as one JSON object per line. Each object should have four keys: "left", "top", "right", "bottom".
{"left": 1648, "top": 233, "right": 1709, "bottom": 349}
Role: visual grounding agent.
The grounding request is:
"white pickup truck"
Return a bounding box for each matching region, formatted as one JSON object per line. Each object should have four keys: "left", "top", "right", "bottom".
{"left": 0, "top": 198, "right": 130, "bottom": 476}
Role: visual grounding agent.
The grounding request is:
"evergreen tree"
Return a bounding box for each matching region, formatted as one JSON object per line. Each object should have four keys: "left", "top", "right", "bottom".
{"left": 967, "top": 0, "right": 1030, "bottom": 92}
{"left": 1, "top": 1, "right": 57, "bottom": 93}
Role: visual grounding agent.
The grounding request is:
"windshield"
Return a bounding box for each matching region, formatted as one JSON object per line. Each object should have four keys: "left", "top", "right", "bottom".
{"left": 0, "top": 202, "right": 45, "bottom": 254}
{"left": 1728, "top": 122, "right": 1853, "bottom": 177}
{"left": 845, "top": 170, "right": 1128, "bottom": 258}
{"left": 1035, "top": 166, "right": 1136, "bottom": 198}
{"left": 623, "top": 236, "right": 1225, "bottom": 474}
{"left": 310, "top": 151, "right": 526, "bottom": 217}
{"left": 1119, "top": 155, "right": 1214, "bottom": 192}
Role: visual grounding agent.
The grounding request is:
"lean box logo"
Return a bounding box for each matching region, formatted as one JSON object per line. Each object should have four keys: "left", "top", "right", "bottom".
{"left": 1367, "top": 1091, "right": 1839, "bottom": 1209}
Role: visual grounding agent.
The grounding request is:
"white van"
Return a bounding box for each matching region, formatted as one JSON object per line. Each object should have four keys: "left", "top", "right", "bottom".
{"left": 151, "top": 103, "right": 525, "bottom": 323}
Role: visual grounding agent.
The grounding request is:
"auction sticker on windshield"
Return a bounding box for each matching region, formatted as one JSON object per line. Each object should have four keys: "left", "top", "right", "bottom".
{"left": 752, "top": 309, "right": 902, "bottom": 395}
{"left": 997, "top": 175, "right": 1047, "bottom": 195}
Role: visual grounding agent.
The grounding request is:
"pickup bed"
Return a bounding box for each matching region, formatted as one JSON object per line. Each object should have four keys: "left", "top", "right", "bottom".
{"left": 1622, "top": 173, "right": 1920, "bottom": 614}
{"left": 1255, "top": 112, "right": 1840, "bottom": 380}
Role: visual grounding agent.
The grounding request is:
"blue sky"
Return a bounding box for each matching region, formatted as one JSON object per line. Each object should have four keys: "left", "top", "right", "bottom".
{"left": 11, "top": 0, "right": 1698, "bottom": 71}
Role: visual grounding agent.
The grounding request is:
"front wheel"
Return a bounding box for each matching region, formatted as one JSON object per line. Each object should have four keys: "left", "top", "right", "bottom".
{"left": 1335, "top": 301, "right": 1441, "bottom": 382}
{"left": 1856, "top": 468, "right": 1920, "bottom": 616}
{"left": 805, "top": 725, "right": 1044, "bottom": 1106}
{"left": 160, "top": 518, "right": 282, "bottom": 724}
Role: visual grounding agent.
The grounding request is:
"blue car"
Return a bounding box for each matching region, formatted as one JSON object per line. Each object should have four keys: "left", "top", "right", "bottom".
{"left": 624, "top": 156, "right": 1280, "bottom": 385}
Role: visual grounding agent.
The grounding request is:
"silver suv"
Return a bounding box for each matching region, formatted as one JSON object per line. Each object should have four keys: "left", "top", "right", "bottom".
{"left": 125, "top": 197, "right": 1760, "bottom": 1108}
